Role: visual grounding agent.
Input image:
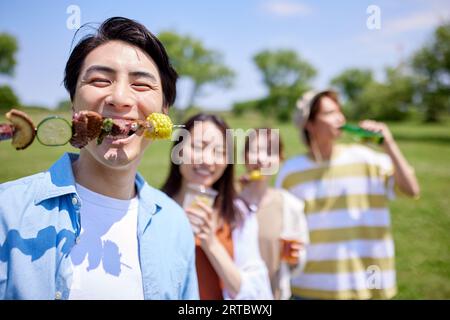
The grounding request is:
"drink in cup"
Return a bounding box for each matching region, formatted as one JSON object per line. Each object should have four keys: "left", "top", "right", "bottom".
{"left": 183, "top": 183, "right": 218, "bottom": 210}
{"left": 280, "top": 238, "right": 301, "bottom": 265}
{"left": 183, "top": 183, "right": 218, "bottom": 244}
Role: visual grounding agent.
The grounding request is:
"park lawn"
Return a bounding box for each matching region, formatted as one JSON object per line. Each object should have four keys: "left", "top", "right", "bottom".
{"left": 0, "top": 109, "right": 449, "bottom": 299}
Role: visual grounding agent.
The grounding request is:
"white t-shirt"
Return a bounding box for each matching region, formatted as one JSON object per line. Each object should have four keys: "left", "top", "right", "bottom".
{"left": 68, "top": 183, "right": 144, "bottom": 300}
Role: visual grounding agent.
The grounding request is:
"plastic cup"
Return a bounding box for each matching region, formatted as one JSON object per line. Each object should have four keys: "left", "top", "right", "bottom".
{"left": 183, "top": 184, "right": 218, "bottom": 245}
{"left": 183, "top": 183, "right": 218, "bottom": 210}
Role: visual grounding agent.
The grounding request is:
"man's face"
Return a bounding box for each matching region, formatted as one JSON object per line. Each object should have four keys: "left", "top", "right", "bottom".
{"left": 72, "top": 40, "right": 167, "bottom": 168}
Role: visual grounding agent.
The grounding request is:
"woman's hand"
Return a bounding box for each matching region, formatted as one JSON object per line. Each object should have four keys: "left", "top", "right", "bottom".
{"left": 359, "top": 120, "right": 394, "bottom": 147}
{"left": 186, "top": 201, "right": 243, "bottom": 297}
{"left": 281, "top": 239, "right": 305, "bottom": 267}
{"left": 185, "top": 201, "right": 218, "bottom": 251}
{"left": 289, "top": 242, "right": 302, "bottom": 263}
{"left": 239, "top": 172, "right": 252, "bottom": 185}
{"left": 359, "top": 120, "right": 420, "bottom": 198}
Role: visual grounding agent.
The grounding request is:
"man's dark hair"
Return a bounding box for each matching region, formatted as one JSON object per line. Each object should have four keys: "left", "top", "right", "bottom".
{"left": 64, "top": 17, "right": 178, "bottom": 106}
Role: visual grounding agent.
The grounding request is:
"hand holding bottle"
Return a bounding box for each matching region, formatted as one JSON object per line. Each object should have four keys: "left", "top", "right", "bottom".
{"left": 358, "top": 120, "right": 394, "bottom": 146}
{"left": 340, "top": 120, "right": 394, "bottom": 146}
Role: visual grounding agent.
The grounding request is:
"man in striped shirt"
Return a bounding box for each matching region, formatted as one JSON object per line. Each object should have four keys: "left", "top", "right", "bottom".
{"left": 276, "top": 90, "right": 420, "bottom": 299}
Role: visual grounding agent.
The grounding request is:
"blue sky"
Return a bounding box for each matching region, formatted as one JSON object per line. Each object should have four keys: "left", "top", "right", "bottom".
{"left": 0, "top": 0, "right": 449, "bottom": 110}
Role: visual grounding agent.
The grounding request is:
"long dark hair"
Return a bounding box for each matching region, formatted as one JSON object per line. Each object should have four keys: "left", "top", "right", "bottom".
{"left": 161, "top": 113, "right": 241, "bottom": 227}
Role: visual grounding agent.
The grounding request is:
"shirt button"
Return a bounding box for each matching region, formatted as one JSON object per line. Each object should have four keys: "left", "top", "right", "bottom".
{"left": 72, "top": 197, "right": 78, "bottom": 206}
{"left": 55, "top": 291, "right": 62, "bottom": 300}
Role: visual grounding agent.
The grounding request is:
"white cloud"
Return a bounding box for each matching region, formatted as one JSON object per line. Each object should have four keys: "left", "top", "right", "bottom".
{"left": 262, "top": 1, "right": 312, "bottom": 17}
{"left": 385, "top": 10, "right": 450, "bottom": 34}
{"left": 354, "top": 7, "right": 450, "bottom": 57}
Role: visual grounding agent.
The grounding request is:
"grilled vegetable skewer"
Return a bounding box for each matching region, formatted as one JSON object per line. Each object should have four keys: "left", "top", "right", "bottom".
{"left": 1, "top": 109, "right": 178, "bottom": 150}
{"left": 71, "top": 111, "right": 177, "bottom": 148}
{"left": 0, "top": 109, "right": 36, "bottom": 150}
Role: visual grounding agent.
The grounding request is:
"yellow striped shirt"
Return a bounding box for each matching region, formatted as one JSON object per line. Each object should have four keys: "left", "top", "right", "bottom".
{"left": 276, "top": 144, "right": 397, "bottom": 300}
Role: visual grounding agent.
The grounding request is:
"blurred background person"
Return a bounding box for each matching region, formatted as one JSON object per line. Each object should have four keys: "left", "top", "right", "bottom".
{"left": 238, "top": 128, "right": 309, "bottom": 299}
{"left": 276, "top": 90, "right": 420, "bottom": 300}
{"left": 162, "top": 113, "right": 272, "bottom": 300}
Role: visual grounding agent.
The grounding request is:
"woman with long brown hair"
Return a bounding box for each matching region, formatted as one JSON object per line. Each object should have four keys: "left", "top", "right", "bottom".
{"left": 162, "top": 113, "right": 272, "bottom": 300}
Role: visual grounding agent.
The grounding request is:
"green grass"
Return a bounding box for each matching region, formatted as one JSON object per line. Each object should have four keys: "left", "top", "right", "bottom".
{"left": 1, "top": 109, "right": 449, "bottom": 299}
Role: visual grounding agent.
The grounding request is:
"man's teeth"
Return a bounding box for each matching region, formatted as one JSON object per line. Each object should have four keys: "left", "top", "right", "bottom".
{"left": 107, "top": 133, "right": 133, "bottom": 140}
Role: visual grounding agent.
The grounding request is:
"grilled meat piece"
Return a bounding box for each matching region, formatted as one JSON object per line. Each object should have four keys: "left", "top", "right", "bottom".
{"left": 71, "top": 111, "right": 142, "bottom": 148}
{"left": 70, "top": 111, "right": 103, "bottom": 148}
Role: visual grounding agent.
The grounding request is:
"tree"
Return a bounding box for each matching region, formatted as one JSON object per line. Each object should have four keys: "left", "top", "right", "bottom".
{"left": 0, "top": 34, "right": 20, "bottom": 110}
{"left": 331, "top": 68, "right": 373, "bottom": 102}
{"left": 0, "top": 85, "right": 20, "bottom": 110}
{"left": 253, "top": 49, "right": 316, "bottom": 92}
{"left": 412, "top": 22, "right": 450, "bottom": 122}
{"left": 0, "top": 33, "right": 18, "bottom": 76}
{"left": 249, "top": 49, "right": 317, "bottom": 121}
{"left": 56, "top": 99, "right": 72, "bottom": 111}
{"left": 158, "top": 31, "right": 235, "bottom": 112}
{"left": 353, "top": 66, "right": 415, "bottom": 121}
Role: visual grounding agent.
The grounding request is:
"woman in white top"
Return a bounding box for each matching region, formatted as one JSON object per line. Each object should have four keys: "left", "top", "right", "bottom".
{"left": 162, "top": 113, "right": 272, "bottom": 300}
{"left": 238, "top": 128, "right": 309, "bottom": 299}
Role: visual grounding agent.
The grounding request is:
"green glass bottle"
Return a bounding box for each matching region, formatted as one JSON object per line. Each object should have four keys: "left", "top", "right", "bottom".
{"left": 340, "top": 124, "right": 384, "bottom": 145}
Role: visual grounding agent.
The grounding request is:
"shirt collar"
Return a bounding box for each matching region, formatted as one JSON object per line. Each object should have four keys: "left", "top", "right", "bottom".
{"left": 34, "top": 152, "right": 162, "bottom": 216}
{"left": 34, "top": 153, "right": 78, "bottom": 205}
{"left": 135, "top": 170, "right": 162, "bottom": 215}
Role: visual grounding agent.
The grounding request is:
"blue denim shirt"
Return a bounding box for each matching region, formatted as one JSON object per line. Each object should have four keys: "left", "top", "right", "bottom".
{"left": 0, "top": 153, "right": 199, "bottom": 300}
